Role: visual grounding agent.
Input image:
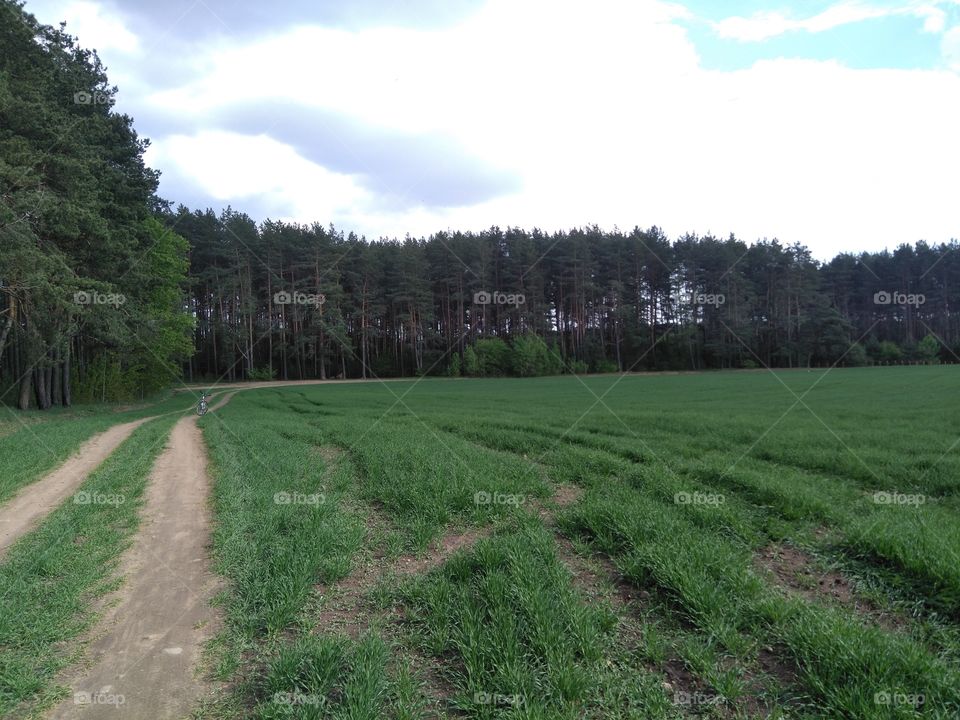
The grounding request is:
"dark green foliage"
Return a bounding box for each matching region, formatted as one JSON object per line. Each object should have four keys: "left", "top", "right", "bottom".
{"left": 0, "top": 1, "right": 191, "bottom": 407}
{"left": 474, "top": 337, "right": 511, "bottom": 377}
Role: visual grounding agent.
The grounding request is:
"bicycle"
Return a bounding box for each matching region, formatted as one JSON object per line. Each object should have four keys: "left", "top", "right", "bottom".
{"left": 197, "top": 392, "right": 210, "bottom": 416}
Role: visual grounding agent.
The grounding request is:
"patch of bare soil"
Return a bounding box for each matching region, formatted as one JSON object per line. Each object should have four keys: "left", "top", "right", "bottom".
{"left": 48, "top": 396, "right": 234, "bottom": 719}
{"left": 755, "top": 543, "right": 903, "bottom": 631}
{"left": 0, "top": 418, "right": 150, "bottom": 559}
{"left": 312, "top": 445, "right": 344, "bottom": 465}
{"left": 756, "top": 645, "right": 800, "bottom": 688}
{"left": 539, "top": 483, "right": 794, "bottom": 719}
{"left": 529, "top": 482, "right": 584, "bottom": 525}
{"left": 393, "top": 648, "right": 457, "bottom": 720}
{"left": 315, "top": 519, "right": 492, "bottom": 640}
{"left": 551, "top": 483, "right": 584, "bottom": 508}
{"left": 544, "top": 521, "right": 746, "bottom": 715}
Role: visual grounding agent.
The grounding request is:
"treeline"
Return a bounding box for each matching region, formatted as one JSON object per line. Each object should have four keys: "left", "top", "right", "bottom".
{"left": 3, "top": 0, "right": 957, "bottom": 410}
{"left": 0, "top": 1, "right": 192, "bottom": 408}
{"left": 176, "top": 207, "right": 959, "bottom": 383}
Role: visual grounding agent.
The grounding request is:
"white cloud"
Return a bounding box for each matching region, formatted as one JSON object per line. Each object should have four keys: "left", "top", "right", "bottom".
{"left": 145, "top": 131, "right": 368, "bottom": 222}
{"left": 714, "top": 2, "right": 891, "bottom": 42}
{"left": 29, "top": 0, "right": 960, "bottom": 257}
{"left": 917, "top": 5, "right": 947, "bottom": 32}
{"left": 57, "top": 1, "right": 139, "bottom": 53}
{"left": 714, "top": 1, "right": 957, "bottom": 42}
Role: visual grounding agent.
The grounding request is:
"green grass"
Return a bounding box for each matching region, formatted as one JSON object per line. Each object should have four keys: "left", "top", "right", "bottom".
{"left": 0, "top": 414, "right": 179, "bottom": 716}
{"left": 397, "top": 517, "right": 675, "bottom": 719}
{"left": 6, "top": 367, "right": 960, "bottom": 718}
{"left": 196, "top": 368, "right": 960, "bottom": 719}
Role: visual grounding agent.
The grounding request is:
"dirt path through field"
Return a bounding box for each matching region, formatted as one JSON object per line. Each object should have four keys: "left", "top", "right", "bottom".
{"left": 0, "top": 418, "right": 151, "bottom": 560}
{"left": 178, "top": 377, "right": 416, "bottom": 392}
{"left": 49, "top": 393, "right": 234, "bottom": 719}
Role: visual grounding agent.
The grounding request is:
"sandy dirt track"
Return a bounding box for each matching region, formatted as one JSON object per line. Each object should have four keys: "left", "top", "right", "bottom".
{"left": 0, "top": 418, "right": 150, "bottom": 559}
{"left": 49, "top": 394, "right": 234, "bottom": 719}
{"left": 179, "top": 376, "right": 417, "bottom": 391}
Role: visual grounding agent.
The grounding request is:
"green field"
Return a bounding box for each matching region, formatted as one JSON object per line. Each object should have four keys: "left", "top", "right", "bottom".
{"left": 3, "top": 367, "right": 960, "bottom": 718}
{"left": 196, "top": 367, "right": 960, "bottom": 719}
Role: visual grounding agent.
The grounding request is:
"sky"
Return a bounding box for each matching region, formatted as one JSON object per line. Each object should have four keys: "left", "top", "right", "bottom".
{"left": 20, "top": 0, "right": 960, "bottom": 259}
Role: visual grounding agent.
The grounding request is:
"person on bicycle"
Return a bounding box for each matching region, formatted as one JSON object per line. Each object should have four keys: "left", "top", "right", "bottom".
{"left": 197, "top": 390, "right": 210, "bottom": 416}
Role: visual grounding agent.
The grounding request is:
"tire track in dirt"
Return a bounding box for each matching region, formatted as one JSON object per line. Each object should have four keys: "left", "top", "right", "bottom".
{"left": 544, "top": 485, "right": 800, "bottom": 718}
{"left": 316, "top": 519, "right": 493, "bottom": 640}
{"left": 48, "top": 393, "right": 234, "bottom": 720}
{"left": 0, "top": 418, "right": 151, "bottom": 560}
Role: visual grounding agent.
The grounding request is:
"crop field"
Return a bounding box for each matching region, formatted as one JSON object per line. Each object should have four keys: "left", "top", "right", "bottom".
{"left": 2, "top": 367, "right": 960, "bottom": 719}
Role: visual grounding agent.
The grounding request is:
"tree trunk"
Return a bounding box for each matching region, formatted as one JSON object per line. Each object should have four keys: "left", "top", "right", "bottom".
{"left": 18, "top": 365, "right": 32, "bottom": 410}
{"left": 51, "top": 347, "right": 61, "bottom": 405}
{"left": 361, "top": 278, "right": 368, "bottom": 379}
{"left": 62, "top": 344, "right": 72, "bottom": 407}
{"left": 43, "top": 363, "right": 53, "bottom": 406}
{"left": 267, "top": 262, "right": 274, "bottom": 379}
{"left": 34, "top": 365, "right": 50, "bottom": 409}
{"left": 0, "top": 295, "right": 13, "bottom": 367}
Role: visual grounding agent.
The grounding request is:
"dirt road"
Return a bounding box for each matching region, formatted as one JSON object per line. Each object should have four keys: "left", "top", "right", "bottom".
{"left": 0, "top": 418, "right": 150, "bottom": 559}
{"left": 49, "top": 395, "right": 234, "bottom": 719}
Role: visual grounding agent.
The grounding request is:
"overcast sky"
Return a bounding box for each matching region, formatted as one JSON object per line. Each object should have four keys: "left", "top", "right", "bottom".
{"left": 21, "top": 0, "right": 960, "bottom": 258}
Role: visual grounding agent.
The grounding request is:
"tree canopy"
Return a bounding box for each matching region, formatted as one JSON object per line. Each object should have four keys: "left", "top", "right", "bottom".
{"left": 0, "top": 0, "right": 192, "bottom": 407}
